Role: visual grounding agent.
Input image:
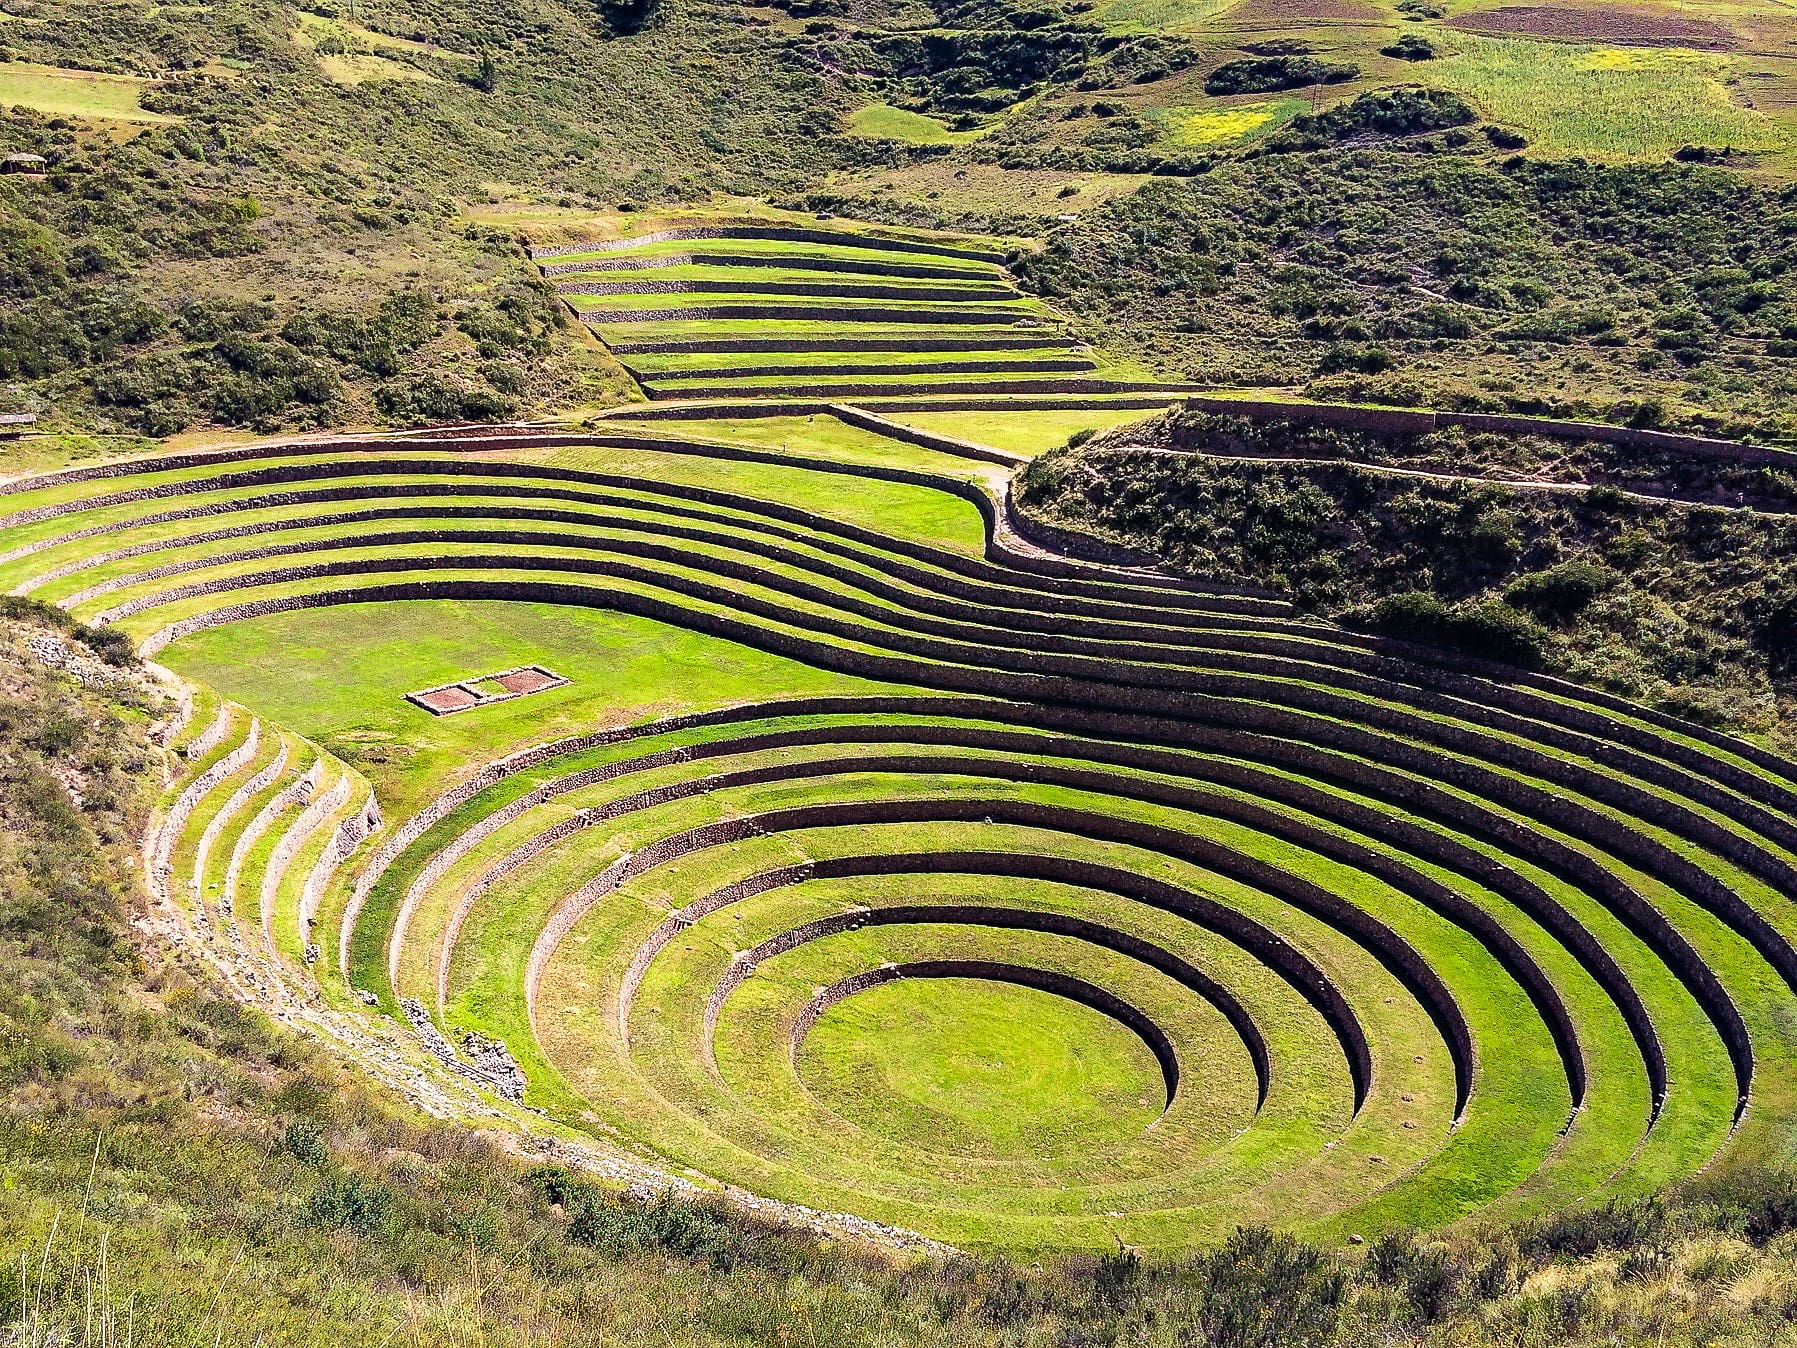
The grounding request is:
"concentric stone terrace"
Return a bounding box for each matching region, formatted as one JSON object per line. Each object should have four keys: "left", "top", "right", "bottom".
{"left": 8, "top": 412, "right": 1797, "bottom": 1253}
{"left": 533, "top": 218, "right": 1202, "bottom": 403}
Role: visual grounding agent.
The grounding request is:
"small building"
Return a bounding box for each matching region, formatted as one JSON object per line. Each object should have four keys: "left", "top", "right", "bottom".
{"left": 0, "top": 413, "right": 39, "bottom": 438}
{"left": 1, "top": 153, "right": 47, "bottom": 175}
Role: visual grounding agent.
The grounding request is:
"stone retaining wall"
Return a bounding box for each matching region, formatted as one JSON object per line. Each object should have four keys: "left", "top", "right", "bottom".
{"left": 106, "top": 534, "right": 1797, "bottom": 873}
{"left": 1182, "top": 396, "right": 1797, "bottom": 472}
{"left": 141, "top": 575, "right": 1756, "bottom": 1108}
{"left": 183, "top": 702, "right": 234, "bottom": 760}
{"left": 301, "top": 788, "right": 381, "bottom": 942}
{"left": 644, "top": 378, "right": 1207, "bottom": 402}
{"left": 608, "top": 334, "right": 1071, "bottom": 355}
{"left": 622, "top": 865, "right": 816, "bottom": 1037}
{"left": 6, "top": 437, "right": 1246, "bottom": 603}
{"left": 151, "top": 716, "right": 257, "bottom": 893}
{"left": 541, "top": 251, "right": 997, "bottom": 281}
{"left": 529, "top": 225, "right": 1005, "bottom": 266}
{"left": 502, "top": 783, "right": 1406, "bottom": 1112}
{"left": 579, "top": 302, "right": 1029, "bottom": 326}
{"left": 829, "top": 405, "right": 1023, "bottom": 466}
{"left": 558, "top": 278, "right": 1019, "bottom": 303}
{"left": 118, "top": 546, "right": 1795, "bottom": 865}
{"left": 783, "top": 941, "right": 1178, "bottom": 1092}
{"left": 726, "top": 890, "right": 1262, "bottom": 1105}
{"left": 430, "top": 714, "right": 1651, "bottom": 1111}
{"left": 194, "top": 735, "right": 287, "bottom": 894}
{"left": 226, "top": 758, "right": 318, "bottom": 916}
{"left": 860, "top": 395, "right": 1181, "bottom": 414}
{"left": 263, "top": 770, "right": 350, "bottom": 946}
{"left": 643, "top": 358, "right": 1096, "bottom": 383}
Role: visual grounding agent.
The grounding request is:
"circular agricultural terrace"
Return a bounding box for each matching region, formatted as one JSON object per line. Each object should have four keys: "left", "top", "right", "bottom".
{"left": 7, "top": 411, "right": 1797, "bottom": 1254}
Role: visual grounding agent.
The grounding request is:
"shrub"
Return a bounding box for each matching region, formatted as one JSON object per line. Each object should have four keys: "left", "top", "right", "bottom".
{"left": 1505, "top": 561, "right": 1620, "bottom": 622}
{"left": 1204, "top": 55, "right": 1355, "bottom": 96}
{"left": 1352, "top": 591, "right": 1548, "bottom": 668}
{"left": 527, "top": 1167, "right": 798, "bottom": 1271}
{"left": 281, "top": 1118, "right": 330, "bottom": 1167}
{"left": 1693, "top": 1170, "right": 1797, "bottom": 1245}
{"left": 1364, "top": 1231, "right": 1465, "bottom": 1322}
{"left": 1270, "top": 88, "right": 1476, "bottom": 150}
{"left": 1517, "top": 1196, "right": 1674, "bottom": 1262}
{"left": 304, "top": 1173, "right": 395, "bottom": 1236}
{"left": 1191, "top": 1226, "right": 1346, "bottom": 1348}
{"left": 1381, "top": 33, "right": 1434, "bottom": 60}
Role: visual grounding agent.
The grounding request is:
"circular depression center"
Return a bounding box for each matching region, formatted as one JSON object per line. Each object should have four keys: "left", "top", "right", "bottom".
{"left": 798, "top": 973, "right": 1170, "bottom": 1161}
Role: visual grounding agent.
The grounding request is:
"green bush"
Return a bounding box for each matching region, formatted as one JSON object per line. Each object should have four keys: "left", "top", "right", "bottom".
{"left": 1204, "top": 55, "right": 1356, "bottom": 96}
{"left": 1351, "top": 591, "right": 1548, "bottom": 668}
{"left": 1381, "top": 34, "right": 1435, "bottom": 60}
{"left": 1505, "top": 560, "right": 1620, "bottom": 622}
{"left": 304, "top": 1173, "right": 396, "bottom": 1236}
{"left": 1269, "top": 88, "right": 1476, "bottom": 150}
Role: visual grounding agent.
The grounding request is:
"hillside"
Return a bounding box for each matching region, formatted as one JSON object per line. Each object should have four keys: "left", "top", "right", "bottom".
{"left": 11, "top": 0, "right": 1797, "bottom": 1338}
{"left": 1017, "top": 403, "right": 1797, "bottom": 743}
{"left": 5, "top": 0, "right": 1797, "bottom": 446}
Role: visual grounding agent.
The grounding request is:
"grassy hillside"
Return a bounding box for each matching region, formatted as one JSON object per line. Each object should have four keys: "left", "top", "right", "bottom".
{"left": 14, "top": 0, "right": 1797, "bottom": 1333}
{"left": 0, "top": 0, "right": 848, "bottom": 447}
{"left": 6, "top": 0, "right": 1797, "bottom": 446}
{"left": 1012, "top": 154, "right": 1797, "bottom": 442}
{"left": 1018, "top": 405, "right": 1797, "bottom": 744}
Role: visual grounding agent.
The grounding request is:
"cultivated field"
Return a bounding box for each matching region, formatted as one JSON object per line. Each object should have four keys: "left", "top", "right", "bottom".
{"left": 6, "top": 387, "right": 1797, "bottom": 1254}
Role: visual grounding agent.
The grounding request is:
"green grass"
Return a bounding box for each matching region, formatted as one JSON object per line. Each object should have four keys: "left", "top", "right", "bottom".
{"left": 1424, "top": 33, "right": 1795, "bottom": 162}
{"left": 292, "top": 10, "right": 472, "bottom": 60}
{"left": 0, "top": 61, "right": 176, "bottom": 123}
{"left": 622, "top": 347, "right": 1087, "bottom": 374}
{"left": 875, "top": 406, "right": 1166, "bottom": 454}
{"left": 13, "top": 414, "right": 1797, "bottom": 1258}
{"left": 159, "top": 600, "right": 897, "bottom": 817}
{"left": 1087, "top": 0, "right": 1244, "bottom": 34}
{"left": 547, "top": 215, "right": 1101, "bottom": 408}
{"left": 638, "top": 372, "right": 1133, "bottom": 393}
{"left": 315, "top": 52, "right": 436, "bottom": 85}
{"left": 17, "top": 586, "right": 1797, "bottom": 1342}
{"left": 846, "top": 103, "right": 985, "bottom": 145}
{"left": 797, "top": 976, "right": 1169, "bottom": 1158}
{"left": 1154, "top": 100, "right": 1305, "bottom": 148}
{"left": 571, "top": 291, "right": 1042, "bottom": 316}
{"left": 548, "top": 236, "right": 1003, "bottom": 270}
{"left": 595, "top": 318, "right": 1048, "bottom": 341}
{"left": 602, "top": 412, "right": 1007, "bottom": 477}
{"left": 519, "top": 795, "right": 1451, "bottom": 1247}
{"left": 558, "top": 263, "right": 1010, "bottom": 288}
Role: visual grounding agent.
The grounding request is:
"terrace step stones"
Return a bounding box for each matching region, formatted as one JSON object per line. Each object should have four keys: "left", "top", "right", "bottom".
{"left": 530, "top": 219, "right": 1203, "bottom": 406}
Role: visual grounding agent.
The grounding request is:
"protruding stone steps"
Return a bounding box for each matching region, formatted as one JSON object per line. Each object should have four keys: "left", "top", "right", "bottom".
{"left": 260, "top": 763, "right": 353, "bottom": 963}
{"left": 541, "top": 251, "right": 1001, "bottom": 281}
{"left": 641, "top": 377, "right": 1212, "bottom": 401}
{"left": 530, "top": 224, "right": 1007, "bottom": 266}
{"left": 607, "top": 333, "right": 1075, "bottom": 356}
